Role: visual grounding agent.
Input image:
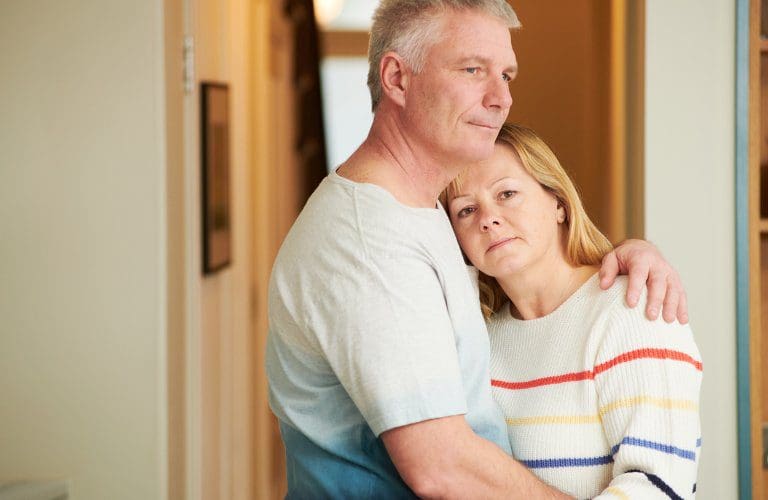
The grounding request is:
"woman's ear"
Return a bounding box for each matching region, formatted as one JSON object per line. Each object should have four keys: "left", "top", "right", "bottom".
{"left": 379, "top": 52, "right": 409, "bottom": 108}
{"left": 556, "top": 204, "right": 567, "bottom": 224}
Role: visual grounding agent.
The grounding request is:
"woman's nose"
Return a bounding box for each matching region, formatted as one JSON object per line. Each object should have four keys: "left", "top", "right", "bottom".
{"left": 480, "top": 213, "right": 502, "bottom": 231}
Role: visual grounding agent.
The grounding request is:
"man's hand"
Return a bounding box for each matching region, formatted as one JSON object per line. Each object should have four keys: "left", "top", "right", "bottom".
{"left": 598, "top": 239, "right": 688, "bottom": 324}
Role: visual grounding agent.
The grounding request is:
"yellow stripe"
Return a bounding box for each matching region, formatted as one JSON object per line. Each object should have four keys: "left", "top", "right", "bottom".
{"left": 605, "top": 486, "right": 629, "bottom": 499}
{"left": 600, "top": 396, "right": 698, "bottom": 416}
{"left": 505, "top": 414, "right": 601, "bottom": 426}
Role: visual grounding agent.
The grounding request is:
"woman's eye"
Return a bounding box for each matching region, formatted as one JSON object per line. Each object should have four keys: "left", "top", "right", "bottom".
{"left": 500, "top": 190, "right": 517, "bottom": 200}
{"left": 457, "top": 206, "right": 476, "bottom": 218}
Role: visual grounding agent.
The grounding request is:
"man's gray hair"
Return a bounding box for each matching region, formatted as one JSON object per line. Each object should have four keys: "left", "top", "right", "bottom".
{"left": 366, "top": 0, "right": 521, "bottom": 111}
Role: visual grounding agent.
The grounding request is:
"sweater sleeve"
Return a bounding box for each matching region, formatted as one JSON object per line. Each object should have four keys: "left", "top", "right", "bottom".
{"left": 592, "top": 295, "right": 702, "bottom": 500}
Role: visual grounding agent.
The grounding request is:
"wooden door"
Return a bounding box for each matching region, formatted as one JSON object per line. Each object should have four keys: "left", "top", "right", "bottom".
{"left": 252, "top": 0, "right": 328, "bottom": 497}
{"left": 506, "top": 0, "right": 644, "bottom": 243}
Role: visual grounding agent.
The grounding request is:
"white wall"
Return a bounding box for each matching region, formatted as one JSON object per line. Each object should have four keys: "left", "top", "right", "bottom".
{"left": 0, "top": 1, "right": 168, "bottom": 499}
{"left": 644, "top": 1, "right": 737, "bottom": 498}
{"left": 320, "top": 57, "right": 372, "bottom": 170}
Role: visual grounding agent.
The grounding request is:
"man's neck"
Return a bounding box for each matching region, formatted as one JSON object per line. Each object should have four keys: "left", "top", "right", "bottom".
{"left": 336, "top": 116, "right": 462, "bottom": 209}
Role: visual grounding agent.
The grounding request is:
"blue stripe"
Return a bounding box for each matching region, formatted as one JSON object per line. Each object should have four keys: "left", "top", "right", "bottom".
{"left": 521, "top": 436, "right": 701, "bottom": 470}
{"left": 521, "top": 454, "right": 613, "bottom": 469}
{"left": 627, "top": 469, "right": 683, "bottom": 500}
{"left": 611, "top": 437, "right": 696, "bottom": 461}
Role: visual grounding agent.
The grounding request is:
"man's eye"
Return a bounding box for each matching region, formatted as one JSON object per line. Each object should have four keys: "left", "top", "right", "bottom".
{"left": 502, "top": 73, "right": 512, "bottom": 82}
{"left": 500, "top": 190, "right": 517, "bottom": 200}
{"left": 465, "top": 67, "right": 479, "bottom": 75}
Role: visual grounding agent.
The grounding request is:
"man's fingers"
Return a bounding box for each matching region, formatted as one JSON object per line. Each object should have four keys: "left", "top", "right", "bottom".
{"left": 599, "top": 251, "right": 620, "bottom": 290}
{"left": 677, "top": 290, "right": 689, "bottom": 325}
{"left": 644, "top": 272, "right": 667, "bottom": 321}
{"left": 661, "top": 280, "right": 680, "bottom": 323}
{"left": 625, "top": 262, "right": 649, "bottom": 308}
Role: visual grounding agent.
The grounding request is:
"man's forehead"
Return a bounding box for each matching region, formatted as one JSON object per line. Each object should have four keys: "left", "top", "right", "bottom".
{"left": 434, "top": 13, "right": 516, "bottom": 61}
{"left": 439, "top": 8, "right": 515, "bottom": 37}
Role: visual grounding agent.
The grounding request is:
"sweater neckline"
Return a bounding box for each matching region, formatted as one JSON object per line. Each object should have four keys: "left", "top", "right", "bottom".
{"left": 496, "top": 272, "right": 601, "bottom": 327}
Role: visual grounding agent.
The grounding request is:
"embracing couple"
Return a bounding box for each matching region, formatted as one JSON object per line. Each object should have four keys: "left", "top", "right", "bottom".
{"left": 266, "top": 1, "right": 702, "bottom": 498}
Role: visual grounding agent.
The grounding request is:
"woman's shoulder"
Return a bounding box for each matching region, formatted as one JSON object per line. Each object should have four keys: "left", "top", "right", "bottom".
{"left": 590, "top": 276, "right": 699, "bottom": 362}
{"left": 596, "top": 275, "right": 688, "bottom": 328}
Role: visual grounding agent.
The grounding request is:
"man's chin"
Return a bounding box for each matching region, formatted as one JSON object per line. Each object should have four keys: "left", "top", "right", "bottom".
{"left": 458, "top": 141, "right": 495, "bottom": 163}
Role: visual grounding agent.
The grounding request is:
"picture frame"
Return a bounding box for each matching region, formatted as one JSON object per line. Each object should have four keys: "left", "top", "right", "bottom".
{"left": 201, "top": 82, "right": 231, "bottom": 274}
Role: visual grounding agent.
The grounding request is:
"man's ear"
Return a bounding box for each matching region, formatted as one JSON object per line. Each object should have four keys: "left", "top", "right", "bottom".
{"left": 379, "top": 52, "right": 409, "bottom": 108}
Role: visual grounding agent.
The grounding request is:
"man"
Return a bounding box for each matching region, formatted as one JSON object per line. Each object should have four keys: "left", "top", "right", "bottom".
{"left": 266, "top": 1, "right": 686, "bottom": 497}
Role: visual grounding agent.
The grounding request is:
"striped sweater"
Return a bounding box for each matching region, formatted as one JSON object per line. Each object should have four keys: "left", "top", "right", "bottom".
{"left": 487, "top": 274, "right": 702, "bottom": 499}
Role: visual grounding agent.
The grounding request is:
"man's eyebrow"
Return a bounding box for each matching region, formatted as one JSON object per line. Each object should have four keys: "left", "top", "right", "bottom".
{"left": 455, "top": 56, "right": 518, "bottom": 75}
{"left": 455, "top": 55, "right": 484, "bottom": 64}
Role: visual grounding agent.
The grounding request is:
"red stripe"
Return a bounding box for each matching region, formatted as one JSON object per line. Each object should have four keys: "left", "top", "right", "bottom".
{"left": 593, "top": 348, "right": 703, "bottom": 375}
{"left": 492, "top": 370, "right": 593, "bottom": 390}
{"left": 492, "top": 348, "right": 702, "bottom": 391}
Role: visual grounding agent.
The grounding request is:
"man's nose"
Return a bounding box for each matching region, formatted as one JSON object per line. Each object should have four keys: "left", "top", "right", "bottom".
{"left": 484, "top": 77, "right": 513, "bottom": 110}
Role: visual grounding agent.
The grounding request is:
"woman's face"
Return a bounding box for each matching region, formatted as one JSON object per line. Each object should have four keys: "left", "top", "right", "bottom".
{"left": 447, "top": 144, "right": 566, "bottom": 279}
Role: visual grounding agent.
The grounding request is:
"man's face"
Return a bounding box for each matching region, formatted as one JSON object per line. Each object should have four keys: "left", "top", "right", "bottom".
{"left": 404, "top": 9, "right": 517, "bottom": 165}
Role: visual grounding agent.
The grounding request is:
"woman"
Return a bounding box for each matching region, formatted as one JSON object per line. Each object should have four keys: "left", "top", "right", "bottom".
{"left": 442, "top": 124, "right": 702, "bottom": 499}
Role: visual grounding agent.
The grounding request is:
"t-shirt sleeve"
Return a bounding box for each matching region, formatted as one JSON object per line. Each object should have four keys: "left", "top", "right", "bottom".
{"left": 593, "top": 293, "right": 702, "bottom": 499}
{"left": 306, "top": 245, "right": 469, "bottom": 437}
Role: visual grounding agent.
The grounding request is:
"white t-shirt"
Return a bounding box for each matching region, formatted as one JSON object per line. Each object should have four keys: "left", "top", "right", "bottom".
{"left": 266, "top": 171, "right": 510, "bottom": 497}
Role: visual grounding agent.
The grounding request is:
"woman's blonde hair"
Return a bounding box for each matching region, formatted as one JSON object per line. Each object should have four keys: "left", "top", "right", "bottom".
{"left": 441, "top": 123, "right": 614, "bottom": 318}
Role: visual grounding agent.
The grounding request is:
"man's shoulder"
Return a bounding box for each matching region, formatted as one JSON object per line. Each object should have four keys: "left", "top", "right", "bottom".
{"left": 283, "top": 173, "right": 450, "bottom": 257}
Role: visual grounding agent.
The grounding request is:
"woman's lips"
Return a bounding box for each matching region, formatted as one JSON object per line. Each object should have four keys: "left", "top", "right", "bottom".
{"left": 486, "top": 237, "right": 516, "bottom": 253}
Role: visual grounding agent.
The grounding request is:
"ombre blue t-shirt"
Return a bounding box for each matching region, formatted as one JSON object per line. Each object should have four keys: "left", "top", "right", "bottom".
{"left": 266, "top": 172, "right": 511, "bottom": 498}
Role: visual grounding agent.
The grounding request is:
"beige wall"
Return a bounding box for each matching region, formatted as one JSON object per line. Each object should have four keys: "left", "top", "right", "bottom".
{"left": 0, "top": 0, "right": 276, "bottom": 497}
{"left": 644, "top": 1, "right": 738, "bottom": 498}
{"left": 0, "top": 1, "right": 168, "bottom": 499}
{"left": 183, "top": 0, "right": 256, "bottom": 498}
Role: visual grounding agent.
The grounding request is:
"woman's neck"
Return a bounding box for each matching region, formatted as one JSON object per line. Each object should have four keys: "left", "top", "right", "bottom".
{"left": 497, "top": 259, "right": 598, "bottom": 320}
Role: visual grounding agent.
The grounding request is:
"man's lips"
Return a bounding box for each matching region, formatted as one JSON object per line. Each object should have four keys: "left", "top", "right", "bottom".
{"left": 468, "top": 122, "right": 500, "bottom": 130}
{"left": 486, "top": 237, "right": 516, "bottom": 253}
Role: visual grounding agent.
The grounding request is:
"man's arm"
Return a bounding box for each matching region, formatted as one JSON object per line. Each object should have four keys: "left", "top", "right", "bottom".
{"left": 598, "top": 239, "right": 688, "bottom": 324}
{"left": 382, "top": 415, "right": 571, "bottom": 499}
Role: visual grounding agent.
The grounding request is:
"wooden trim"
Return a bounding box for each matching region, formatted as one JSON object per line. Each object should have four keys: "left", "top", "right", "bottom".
{"left": 251, "top": 1, "right": 281, "bottom": 499}
{"left": 320, "top": 30, "right": 369, "bottom": 57}
{"left": 752, "top": 1, "right": 766, "bottom": 497}
{"left": 607, "top": 0, "right": 645, "bottom": 242}
{"left": 608, "top": 0, "right": 627, "bottom": 242}
{"left": 164, "top": 0, "right": 187, "bottom": 499}
{"left": 741, "top": 0, "right": 764, "bottom": 497}
{"left": 627, "top": 0, "right": 645, "bottom": 239}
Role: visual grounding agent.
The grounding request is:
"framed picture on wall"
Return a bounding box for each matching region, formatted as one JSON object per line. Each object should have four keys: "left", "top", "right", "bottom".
{"left": 201, "top": 82, "right": 231, "bottom": 274}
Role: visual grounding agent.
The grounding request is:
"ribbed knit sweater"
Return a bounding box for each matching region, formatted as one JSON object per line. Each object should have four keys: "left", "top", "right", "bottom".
{"left": 488, "top": 273, "right": 702, "bottom": 499}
